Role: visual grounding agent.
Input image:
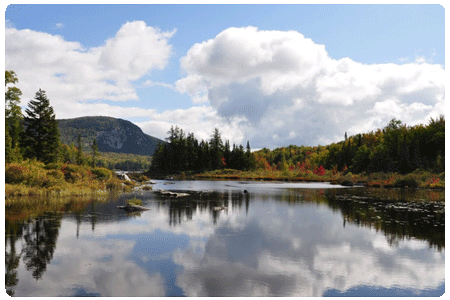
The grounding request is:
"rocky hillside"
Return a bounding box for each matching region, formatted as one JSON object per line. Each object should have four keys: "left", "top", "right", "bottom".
{"left": 58, "top": 116, "right": 164, "bottom": 156}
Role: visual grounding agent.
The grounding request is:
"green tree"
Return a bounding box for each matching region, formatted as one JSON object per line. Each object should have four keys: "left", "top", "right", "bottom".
{"left": 209, "top": 128, "right": 224, "bottom": 169}
{"left": 5, "top": 127, "right": 13, "bottom": 163}
{"left": 91, "top": 138, "right": 99, "bottom": 167}
{"left": 21, "top": 89, "right": 60, "bottom": 164}
{"left": 5, "top": 70, "right": 23, "bottom": 162}
{"left": 351, "top": 144, "right": 371, "bottom": 173}
{"left": 76, "top": 134, "right": 84, "bottom": 165}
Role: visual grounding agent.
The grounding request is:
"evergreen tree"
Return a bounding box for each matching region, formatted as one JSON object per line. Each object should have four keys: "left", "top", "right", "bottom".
{"left": 223, "top": 140, "right": 231, "bottom": 168}
{"left": 245, "top": 140, "right": 255, "bottom": 170}
{"left": 209, "top": 128, "right": 224, "bottom": 169}
{"left": 76, "top": 134, "right": 84, "bottom": 165}
{"left": 21, "top": 89, "right": 60, "bottom": 164}
{"left": 91, "top": 138, "right": 99, "bottom": 167}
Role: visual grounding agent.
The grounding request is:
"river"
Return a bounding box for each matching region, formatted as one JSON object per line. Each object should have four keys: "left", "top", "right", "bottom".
{"left": 5, "top": 180, "right": 445, "bottom": 296}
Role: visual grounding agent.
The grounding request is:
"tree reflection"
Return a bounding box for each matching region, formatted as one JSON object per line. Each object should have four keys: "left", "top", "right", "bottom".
{"left": 5, "top": 220, "right": 25, "bottom": 296}
{"left": 323, "top": 189, "right": 445, "bottom": 251}
{"left": 22, "top": 213, "right": 62, "bottom": 280}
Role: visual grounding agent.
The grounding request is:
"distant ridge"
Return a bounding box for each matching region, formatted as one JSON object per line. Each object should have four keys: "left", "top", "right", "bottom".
{"left": 57, "top": 116, "right": 164, "bottom": 156}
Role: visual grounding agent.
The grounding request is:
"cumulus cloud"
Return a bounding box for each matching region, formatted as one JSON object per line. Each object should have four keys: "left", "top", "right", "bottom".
{"left": 6, "top": 24, "right": 444, "bottom": 147}
{"left": 5, "top": 21, "right": 175, "bottom": 118}
{"left": 135, "top": 105, "right": 250, "bottom": 143}
{"left": 176, "top": 26, "right": 445, "bottom": 148}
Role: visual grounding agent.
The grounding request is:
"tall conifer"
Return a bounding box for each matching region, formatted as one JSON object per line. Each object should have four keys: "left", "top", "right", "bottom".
{"left": 21, "top": 89, "right": 60, "bottom": 163}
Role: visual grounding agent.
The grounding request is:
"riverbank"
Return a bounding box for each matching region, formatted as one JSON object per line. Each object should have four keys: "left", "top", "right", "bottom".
{"left": 5, "top": 160, "right": 131, "bottom": 199}
{"left": 185, "top": 168, "right": 444, "bottom": 190}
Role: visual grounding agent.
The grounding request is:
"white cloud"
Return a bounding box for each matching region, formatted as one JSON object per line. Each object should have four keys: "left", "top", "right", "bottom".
{"left": 5, "top": 21, "right": 175, "bottom": 117}
{"left": 136, "top": 105, "right": 250, "bottom": 143}
{"left": 5, "top": 24, "right": 444, "bottom": 148}
{"left": 176, "top": 26, "right": 445, "bottom": 148}
{"left": 55, "top": 23, "right": 64, "bottom": 28}
{"left": 143, "top": 79, "right": 175, "bottom": 90}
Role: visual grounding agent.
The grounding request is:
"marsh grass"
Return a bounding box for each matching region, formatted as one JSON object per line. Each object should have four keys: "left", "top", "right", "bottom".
{"left": 194, "top": 168, "right": 444, "bottom": 189}
{"left": 126, "top": 197, "right": 142, "bottom": 206}
{"left": 5, "top": 160, "right": 129, "bottom": 198}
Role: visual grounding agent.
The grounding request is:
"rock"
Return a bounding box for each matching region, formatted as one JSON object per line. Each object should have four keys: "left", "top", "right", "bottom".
{"left": 155, "top": 190, "right": 190, "bottom": 198}
{"left": 117, "top": 204, "right": 150, "bottom": 212}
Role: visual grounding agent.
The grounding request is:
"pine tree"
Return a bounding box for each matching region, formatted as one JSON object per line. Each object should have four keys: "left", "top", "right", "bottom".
{"left": 21, "top": 89, "right": 60, "bottom": 164}
{"left": 209, "top": 128, "right": 224, "bottom": 169}
{"left": 245, "top": 140, "right": 255, "bottom": 170}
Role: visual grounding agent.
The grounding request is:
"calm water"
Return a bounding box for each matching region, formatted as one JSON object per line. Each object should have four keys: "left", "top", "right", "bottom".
{"left": 5, "top": 180, "right": 445, "bottom": 296}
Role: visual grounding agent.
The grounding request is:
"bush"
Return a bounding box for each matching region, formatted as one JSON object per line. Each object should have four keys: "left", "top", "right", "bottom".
{"left": 5, "top": 164, "right": 30, "bottom": 184}
{"left": 44, "top": 162, "right": 63, "bottom": 170}
{"left": 394, "top": 176, "right": 419, "bottom": 188}
{"left": 47, "top": 169, "right": 65, "bottom": 180}
{"left": 340, "top": 180, "right": 354, "bottom": 186}
{"left": 92, "top": 167, "right": 112, "bottom": 180}
{"left": 65, "top": 172, "right": 82, "bottom": 183}
{"left": 106, "top": 178, "right": 123, "bottom": 190}
{"left": 42, "top": 176, "right": 65, "bottom": 188}
{"left": 127, "top": 172, "right": 148, "bottom": 182}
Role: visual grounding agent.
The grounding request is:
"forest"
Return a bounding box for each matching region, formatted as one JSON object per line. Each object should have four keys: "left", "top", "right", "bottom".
{"left": 149, "top": 114, "right": 444, "bottom": 189}
{"left": 149, "top": 126, "right": 255, "bottom": 174}
{"left": 254, "top": 116, "right": 445, "bottom": 175}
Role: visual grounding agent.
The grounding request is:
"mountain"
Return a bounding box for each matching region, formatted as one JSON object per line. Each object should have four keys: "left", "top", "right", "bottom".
{"left": 57, "top": 116, "right": 164, "bottom": 156}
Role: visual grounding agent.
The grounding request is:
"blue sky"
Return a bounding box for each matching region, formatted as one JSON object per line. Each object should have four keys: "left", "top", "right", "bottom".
{"left": 5, "top": 4, "right": 445, "bottom": 148}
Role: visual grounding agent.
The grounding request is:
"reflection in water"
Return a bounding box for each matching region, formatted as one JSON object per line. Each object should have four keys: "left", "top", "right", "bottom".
{"left": 4, "top": 181, "right": 445, "bottom": 296}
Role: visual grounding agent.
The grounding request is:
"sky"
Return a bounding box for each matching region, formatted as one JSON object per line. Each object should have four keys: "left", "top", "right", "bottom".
{"left": 4, "top": 3, "right": 446, "bottom": 149}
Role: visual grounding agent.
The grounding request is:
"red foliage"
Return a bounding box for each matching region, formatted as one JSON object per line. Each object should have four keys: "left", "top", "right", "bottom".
{"left": 313, "top": 165, "right": 326, "bottom": 176}
{"left": 222, "top": 157, "right": 226, "bottom": 166}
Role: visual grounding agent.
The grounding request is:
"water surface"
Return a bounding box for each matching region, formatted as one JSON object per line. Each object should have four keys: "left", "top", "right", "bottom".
{"left": 5, "top": 180, "right": 445, "bottom": 296}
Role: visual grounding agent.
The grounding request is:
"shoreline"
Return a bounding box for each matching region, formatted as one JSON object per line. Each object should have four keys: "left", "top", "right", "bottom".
{"left": 146, "top": 168, "right": 445, "bottom": 190}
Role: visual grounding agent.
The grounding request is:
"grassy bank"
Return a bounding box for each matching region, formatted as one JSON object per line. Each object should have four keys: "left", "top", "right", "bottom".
{"left": 5, "top": 160, "right": 132, "bottom": 199}
{"left": 192, "top": 168, "right": 445, "bottom": 189}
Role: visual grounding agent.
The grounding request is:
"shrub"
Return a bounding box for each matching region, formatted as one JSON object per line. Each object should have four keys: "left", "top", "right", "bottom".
{"left": 65, "top": 172, "right": 82, "bottom": 183}
{"left": 42, "top": 176, "right": 65, "bottom": 188}
{"left": 47, "top": 169, "right": 65, "bottom": 180}
{"left": 127, "top": 172, "right": 148, "bottom": 182}
{"left": 340, "top": 180, "right": 354, "bottom": 186}
{"left": 92, "top": 167, "right": 112, "bottom": 180}
{"left": 44, "top": 162, "right": 63, "bottom": 170}
{"left": 106, "top": 178, "right": 123, "bottom": 190}
{"left": 5, "top": 164, "right": 30, "bottom": 184}
{"left": 394, "top": 176, "right": 419, "bottom": 188}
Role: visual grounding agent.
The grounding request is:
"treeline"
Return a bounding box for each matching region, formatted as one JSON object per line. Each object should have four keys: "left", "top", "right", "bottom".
{"left": 254, "top": 117, "right": 445, "bottom": 175}
{"left": 149, "top": 126, "right": 255, "bottom": 174}
{"left": 5, "top": 70, "right": 150, "bottom": 171}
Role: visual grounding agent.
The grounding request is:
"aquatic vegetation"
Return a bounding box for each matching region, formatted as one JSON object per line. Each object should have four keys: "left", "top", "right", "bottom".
{"left": 126, "top": 197, "right": 142, "bottom": 206}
